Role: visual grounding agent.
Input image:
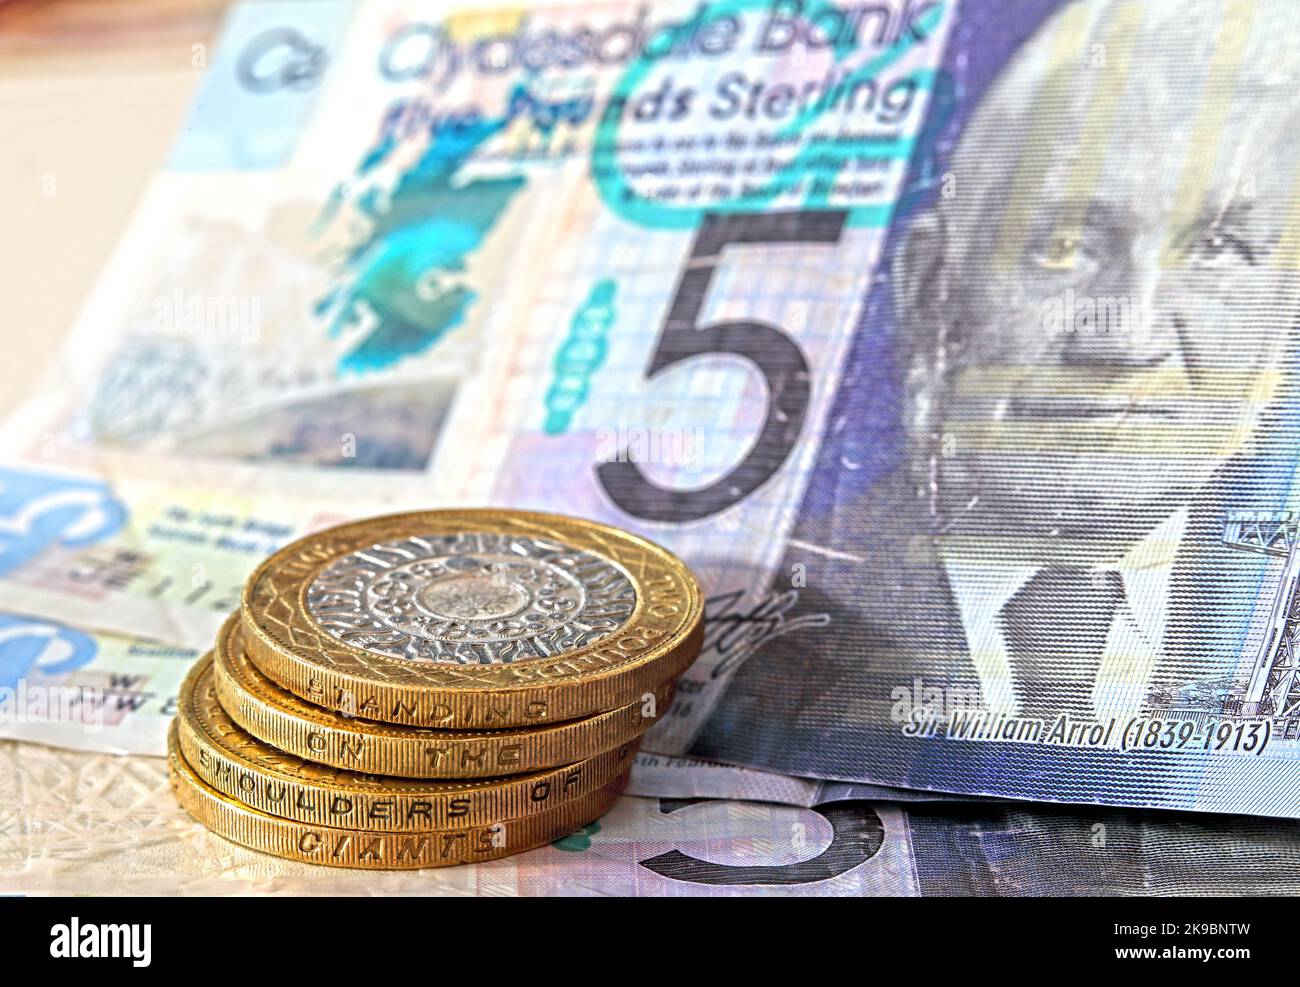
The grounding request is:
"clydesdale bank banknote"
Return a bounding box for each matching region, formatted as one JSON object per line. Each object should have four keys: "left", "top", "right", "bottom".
{"left": 3, "top": 0, "right": 1300, "bottom": 817}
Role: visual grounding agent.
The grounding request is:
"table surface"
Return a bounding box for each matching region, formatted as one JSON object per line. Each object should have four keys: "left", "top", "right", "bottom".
{"left": 0, "top": 0, "right": 232, "bottom": 419}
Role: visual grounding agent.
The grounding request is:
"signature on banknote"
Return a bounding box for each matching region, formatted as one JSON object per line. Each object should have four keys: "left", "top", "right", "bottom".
{"left": 702, "top": 588, "right": 830, "bottom": 679}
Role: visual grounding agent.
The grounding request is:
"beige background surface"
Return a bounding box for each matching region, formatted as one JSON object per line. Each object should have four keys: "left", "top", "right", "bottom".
{"left": 0, "top": 0, "right": 231, "bottom": 419}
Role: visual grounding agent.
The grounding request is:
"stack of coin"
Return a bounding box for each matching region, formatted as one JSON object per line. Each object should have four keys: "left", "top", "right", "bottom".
{"left": 168, "top": 509, "right": 703, "bottom": 869}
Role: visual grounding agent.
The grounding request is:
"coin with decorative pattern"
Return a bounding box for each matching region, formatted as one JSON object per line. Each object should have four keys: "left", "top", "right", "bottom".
{"left": 213, "top": 613, "right": 672, "bottom": 778}
{"left": 241, "top": 510, "right": 702, "bottom": 727}
{"left": 178, "top": 654, "right": 638, "bottom": 830}
{"left": 169, "top": 722, "right": 630, "bottom": 869}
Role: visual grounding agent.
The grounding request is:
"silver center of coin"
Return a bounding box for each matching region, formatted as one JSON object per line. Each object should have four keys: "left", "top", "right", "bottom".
{"left": 417, "top": 574, "right": 532, "bottom": 622}
{"left": 306, "top": 533, "right": 637, "bottom": 664}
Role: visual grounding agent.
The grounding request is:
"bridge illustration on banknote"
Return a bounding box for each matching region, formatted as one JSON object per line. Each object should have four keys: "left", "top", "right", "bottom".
{"left": 1218, "top": 511, "right": 1300, "bottom": 736}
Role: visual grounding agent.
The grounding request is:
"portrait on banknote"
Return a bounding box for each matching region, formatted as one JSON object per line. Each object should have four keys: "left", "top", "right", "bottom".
{"left": 700, "top": 0, "right": 1300, "bottom": 815}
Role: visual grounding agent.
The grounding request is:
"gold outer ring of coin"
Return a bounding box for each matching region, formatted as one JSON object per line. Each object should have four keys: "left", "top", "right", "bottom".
{"left": 178, "top": 654, "right": 640, "bottom": 831}
{"left": 169, "top": 723, "right": 627, "bottom": 870}
{"left": 241, "top": 509, "right": 703, "bottom": 728}
{"left": 214, "top": 613, "right": 674, "bottom": 779}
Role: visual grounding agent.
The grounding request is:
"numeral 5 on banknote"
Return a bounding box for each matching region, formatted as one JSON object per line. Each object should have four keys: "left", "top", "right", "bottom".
{"left": 599, "top": 210, "right": 847, "bottom": 522}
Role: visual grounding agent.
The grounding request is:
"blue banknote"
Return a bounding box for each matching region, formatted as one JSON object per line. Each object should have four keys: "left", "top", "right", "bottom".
{"left": 692, "top": 0, "right": 1300, "bottom": 816}
{"left": 9, "top": 0, "right": 1300, "bottom": 825}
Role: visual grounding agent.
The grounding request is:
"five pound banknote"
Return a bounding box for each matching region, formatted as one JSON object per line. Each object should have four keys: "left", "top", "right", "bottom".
{"left": 5, "top": 0, "right": 1300, "bottom": 818}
